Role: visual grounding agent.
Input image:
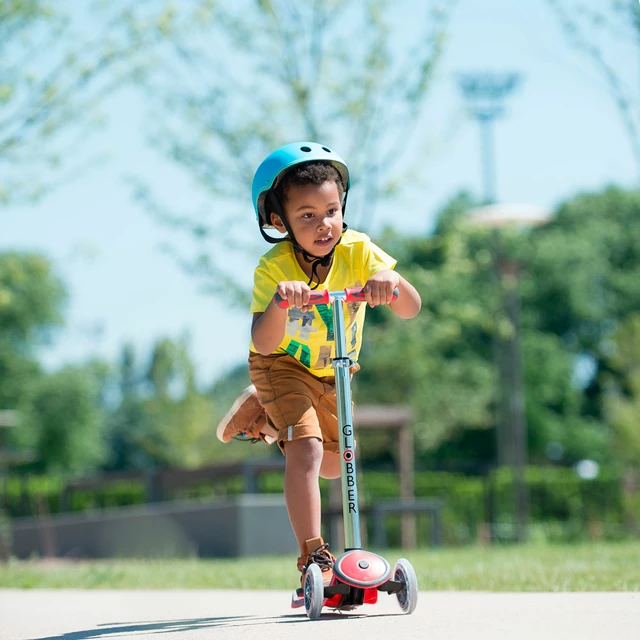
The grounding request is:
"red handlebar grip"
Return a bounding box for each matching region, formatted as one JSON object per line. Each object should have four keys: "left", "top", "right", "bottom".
{"left": 274, "top": 290, "right": 330, "bottom": 308}
{"left": 345, "top": 286, "right": 399, "bottom": 303}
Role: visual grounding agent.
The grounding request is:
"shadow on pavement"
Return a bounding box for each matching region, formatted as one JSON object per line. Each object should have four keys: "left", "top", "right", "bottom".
{"left": 27, "top": 610, "right": 394, "bottom": 639}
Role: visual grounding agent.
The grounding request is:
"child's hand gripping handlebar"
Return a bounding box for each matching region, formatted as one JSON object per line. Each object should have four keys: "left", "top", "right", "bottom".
{"left": 274, "top": 286, "right": 399, "bottom": 308}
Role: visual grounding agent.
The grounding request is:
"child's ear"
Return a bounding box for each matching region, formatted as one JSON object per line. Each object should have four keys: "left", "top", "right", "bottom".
{"left": 270, "top": 212, "right": 286, "bottom": 232}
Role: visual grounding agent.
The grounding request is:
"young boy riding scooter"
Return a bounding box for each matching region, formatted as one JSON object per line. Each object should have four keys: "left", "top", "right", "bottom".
{"left": 217, "top": 142, "right": 421, "bottom": 602}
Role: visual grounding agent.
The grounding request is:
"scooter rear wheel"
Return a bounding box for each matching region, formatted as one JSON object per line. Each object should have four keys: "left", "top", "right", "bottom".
{"left": 304, "top": 563, "right": 325, "bottom": 620}
{"left": 393, "top": 558, "right": 418, "bottom": 614}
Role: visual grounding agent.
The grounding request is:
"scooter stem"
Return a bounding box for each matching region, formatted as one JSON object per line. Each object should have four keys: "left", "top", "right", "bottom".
{"left": 330, "top": 291, "right": 362, "bottom": 550}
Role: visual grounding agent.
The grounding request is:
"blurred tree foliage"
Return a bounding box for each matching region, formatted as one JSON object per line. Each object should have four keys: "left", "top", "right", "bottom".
{"left": 0, "top": 254, "right": 76, "bottom": 471}
{"left": 105, "top": 338, "right": 227, "bottom": 470}
{"left": 104, "top": 338, "right": 266, "bottom": 471}
{"left": 0, "top": 0, "right": 146, "bottom": 204}
{"left": 22, "top": 363, "right": 108, "bottom": 473}
{"left": 0, "top": 253, "right": 260, "bottom": 473}
{"left": 547, "top": 0, "right": 640, "bottom": 175}
{"left": 0, "top": 253, "right": 109, "bottom": 473}
{"left": 2, "top": 186, "right": 640, "bottom": 475}
{"left": 0, "top": 252, "right": 65, "bottom": 409}
{"left": 123, "top": 0, "right": 457, "bottom": 304}
{"left": 603, "top": 313, "right": 640, "bottom": 466}
{"left": 358, "top": 186, "right": 640, "bottom": 469}
{"left": 0, "top": 252, "right": 65, "bottom": 349}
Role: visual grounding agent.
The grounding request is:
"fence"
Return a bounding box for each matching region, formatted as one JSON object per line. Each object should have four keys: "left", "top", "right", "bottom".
{"left": 2, "top": 462, "right": 639, "bottom": 548}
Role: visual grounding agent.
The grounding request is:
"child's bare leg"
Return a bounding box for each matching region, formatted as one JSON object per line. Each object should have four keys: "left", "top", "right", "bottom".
{"left": 283, "top": 437, "right": 324, "bottom": 553}
{"left": 319, "top": 451, "right": 341, "bottom": 479}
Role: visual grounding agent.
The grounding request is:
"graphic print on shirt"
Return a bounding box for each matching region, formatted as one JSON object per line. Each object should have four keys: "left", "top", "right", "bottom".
{"left": 315, "top": 345, "right": 333, "bottom": 370}
{"left": 285, "top": 308, "right": 317, "bottom": 340}
{"left": 283, "top": 283, "right": 364, "bottom": 371}
{"left": 285, "top": 339, "right": 312, "bottom": 367}
{"left": 315, "top": 304, "right": 334, "bottom": 341}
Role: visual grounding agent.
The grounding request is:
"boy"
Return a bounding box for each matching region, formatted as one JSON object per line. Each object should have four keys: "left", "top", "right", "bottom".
{"left": 217, "top": 142, "right": 421, "bottom": 602}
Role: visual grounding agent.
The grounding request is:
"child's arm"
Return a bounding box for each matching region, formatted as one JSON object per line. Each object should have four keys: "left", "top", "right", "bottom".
{"left": 361, "top": 269, "right": 421, "bottom": 319}
{"left": 251, "top": 280, "right": 312, "bottom": 354}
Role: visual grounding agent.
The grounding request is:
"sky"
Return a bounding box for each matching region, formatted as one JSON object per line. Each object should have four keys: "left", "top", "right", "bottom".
{"left": 2, "top": 0, "right": 638, "bottom": 388}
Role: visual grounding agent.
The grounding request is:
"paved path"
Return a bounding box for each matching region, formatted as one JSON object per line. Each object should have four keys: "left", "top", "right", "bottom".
{"left": 1, "top": 590, "right": 638, "bottom": 640}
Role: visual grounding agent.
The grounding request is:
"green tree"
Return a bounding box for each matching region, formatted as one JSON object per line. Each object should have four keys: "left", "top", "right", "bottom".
{"left": 106, "top": 337, "right": 242, "bottom": 470}
{"left": 0, "top": 252, "right": 66, "bottom": 349}
{"left": 141, "top": 337, "right": 214, "bottom": 468}
{"left": 520, "top": 331, "right": 608, "bottom": 464}
{"left": 25, "top": 363, "right": 107, "bottom": 473}
{"left": 523, "top": 186, "right": 640, "bottom": 428}
{"left": 0, "top": 252, "right": 112, "bottom": 473}
{"left": 142, "top": 391, "right": 217, "bottom": 469}
{"left": 356, "top": 197, "right": 498, "bottom": 458}
{"left": 604, "top": 313, "right": 640, "bottom": 465}
{"left": 0, "top": 252, "right": 66, "bottom": 415}
{"left": 357, "top": 186, "right": 639, "bottom": 467}
{"left": 105, "top": 344, "right": 155, "bottom": 471}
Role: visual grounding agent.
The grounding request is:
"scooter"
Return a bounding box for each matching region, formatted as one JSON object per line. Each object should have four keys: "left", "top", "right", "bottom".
{"left": 276, "top": 286, "right": 418, "bottom": 620}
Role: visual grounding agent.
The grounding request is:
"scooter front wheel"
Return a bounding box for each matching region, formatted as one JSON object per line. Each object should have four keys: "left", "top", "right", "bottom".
{"left": 393, "top": 558, "right": 418, "bottom": 614}
{"left": 304, "top": 563, "right": 325, "bottom": 620}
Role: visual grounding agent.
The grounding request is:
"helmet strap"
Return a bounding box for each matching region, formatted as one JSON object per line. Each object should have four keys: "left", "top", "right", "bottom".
{"left": 342, "top": 190, "right": 349, "bottom": 217}
{"left": 301, "top": 237, "right": 343, "bottom": 290}
{"left": 258, "top": 223, "right": 283, "bottom": 245}
{"left": 258, "top": 191, "right": 288, "bottom": 245}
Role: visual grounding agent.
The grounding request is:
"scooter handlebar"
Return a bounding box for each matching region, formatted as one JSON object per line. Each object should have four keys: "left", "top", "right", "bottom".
{"left": 274, "top": 286, "right": 399, "bottom": 308}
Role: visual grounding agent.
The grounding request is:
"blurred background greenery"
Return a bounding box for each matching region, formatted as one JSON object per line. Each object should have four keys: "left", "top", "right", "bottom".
{"left": 1, "top": 0, "right": 639, "bottom": 552}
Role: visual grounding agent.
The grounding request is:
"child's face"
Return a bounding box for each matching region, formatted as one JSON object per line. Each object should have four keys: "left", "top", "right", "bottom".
{"left": 270, "top": 180, "right": 343, "bottom": 258}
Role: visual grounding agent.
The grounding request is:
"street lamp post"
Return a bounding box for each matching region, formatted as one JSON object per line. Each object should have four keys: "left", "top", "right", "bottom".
{"left": 457, "top": 71, "right": 536, "bottom": 542}
{"left": 458, "top": 71, "right": 522, "bottom": 473}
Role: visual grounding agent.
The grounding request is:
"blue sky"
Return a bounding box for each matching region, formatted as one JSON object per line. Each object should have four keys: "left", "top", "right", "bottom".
{"left": 2, "top": 0, "right": 637, "bottom": 387}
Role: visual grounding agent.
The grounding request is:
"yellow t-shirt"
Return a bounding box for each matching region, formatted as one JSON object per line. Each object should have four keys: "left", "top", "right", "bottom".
{"left": 249, "top": 229, "right": 397, "bottom": 377}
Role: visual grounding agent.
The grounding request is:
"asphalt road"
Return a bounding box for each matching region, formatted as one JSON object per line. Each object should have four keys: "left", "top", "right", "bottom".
{"left": 0, "top": 589, "right": 638, "bottom": 640}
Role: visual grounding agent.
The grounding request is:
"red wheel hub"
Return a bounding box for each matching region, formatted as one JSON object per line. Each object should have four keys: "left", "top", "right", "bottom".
{"left": 333, "top": 550, "right": 391, "bottom": 588}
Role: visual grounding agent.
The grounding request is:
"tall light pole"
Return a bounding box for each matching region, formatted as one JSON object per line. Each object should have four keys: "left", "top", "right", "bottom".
{"left": 457, "top": 71, "right": 520, "bottom": 205}
{"left": 458, "top": 70, "right": 522, "bottom": 474}
{"left": 458, "top": 71, "right": 535, "bottom": 543}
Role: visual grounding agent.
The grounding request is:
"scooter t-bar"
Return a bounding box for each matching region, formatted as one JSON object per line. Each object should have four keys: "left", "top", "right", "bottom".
{"left": 275, "top": 286, "right": 398, "bottom": 550}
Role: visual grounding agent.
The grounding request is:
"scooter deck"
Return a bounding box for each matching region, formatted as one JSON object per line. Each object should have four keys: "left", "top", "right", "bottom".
{"left": 290, "top": 576, "right": 380, "bottom": 611}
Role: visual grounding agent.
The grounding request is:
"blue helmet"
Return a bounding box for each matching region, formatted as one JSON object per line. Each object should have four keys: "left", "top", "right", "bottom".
{"left": 252, "top": 141, "right": 350, "bottom": 228}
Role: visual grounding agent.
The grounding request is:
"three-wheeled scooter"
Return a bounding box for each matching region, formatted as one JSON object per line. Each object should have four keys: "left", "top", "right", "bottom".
{"left": 276, "top": 286, "right": 418, "bottom": 620}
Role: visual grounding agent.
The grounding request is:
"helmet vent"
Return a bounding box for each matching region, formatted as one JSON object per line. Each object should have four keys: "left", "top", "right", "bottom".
{"left": 300, "top": 146, "right": 312, "bottom": 152}
{"left": 322, "top": 147, "right": 331, "bottom": 152}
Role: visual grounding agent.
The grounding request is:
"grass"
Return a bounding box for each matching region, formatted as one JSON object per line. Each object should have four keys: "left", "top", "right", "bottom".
{"left": 1, "top": 541, "right": 639, "bottom": 591}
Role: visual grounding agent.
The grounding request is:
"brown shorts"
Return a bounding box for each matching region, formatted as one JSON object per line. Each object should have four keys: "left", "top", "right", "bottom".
{"left": 248, "top": 352, "right": 359, "bottom": 455}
